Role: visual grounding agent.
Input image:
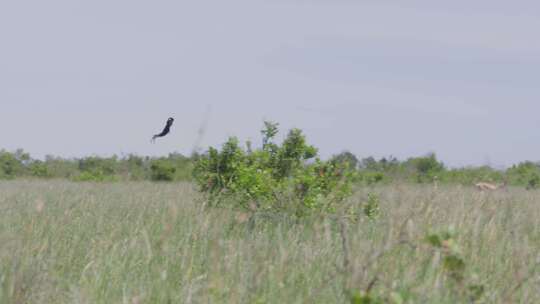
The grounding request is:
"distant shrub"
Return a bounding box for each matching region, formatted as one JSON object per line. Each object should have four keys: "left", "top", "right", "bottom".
{"left": 79, "top": 156, "right": 118, "bottom": 176}
{"left": 71, "top": 156, "right": 119, "bottom": 182}
{"left": 0, "top": 150, "right": 26, "bottom": 179}
{"left": 405, "top": 153, "right": 445, "bottom": 183}
{"left": 331, "top": 151, "right": 359, "bottom": 170}
{"left": 164, "top": 153, "right": 193, "bottom": 181}
{"left": 507, "top": 161, "right": 540, "bottom": 189}
{"left": 28, "top": 161, "right": 50, "bottom": 178}
{"left": 527, "top": 172, "right": 540, "bottom": 190}
{"left": 194, "top": 122, "right": 355, "bottom": 215}
{"left": 120, "top": 154, "right": 148, "bottom": 180}
{"left": 42, "top": 155, "right": 80, "bottom": 179}
{"left": 150, "top": 159, "right": 177, "bottom": 181}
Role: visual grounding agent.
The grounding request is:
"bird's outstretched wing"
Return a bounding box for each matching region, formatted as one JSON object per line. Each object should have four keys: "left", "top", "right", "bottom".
{"left": 151, "top": 117, "right": 174, "bottom": 143}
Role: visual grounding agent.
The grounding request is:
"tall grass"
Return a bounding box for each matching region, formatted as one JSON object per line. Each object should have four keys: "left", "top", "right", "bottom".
{"left": 0, "top": 181, "right": 539, "bottom": 303}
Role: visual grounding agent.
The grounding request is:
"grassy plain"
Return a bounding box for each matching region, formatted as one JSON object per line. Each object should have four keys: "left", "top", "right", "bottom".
{"left": 0, "top": 180, "right": 539, "bottom": 303}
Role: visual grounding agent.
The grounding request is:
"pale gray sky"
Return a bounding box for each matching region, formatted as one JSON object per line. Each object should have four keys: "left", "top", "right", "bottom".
{"left": 1, "top": 0, "right": 540, "bottom": 167}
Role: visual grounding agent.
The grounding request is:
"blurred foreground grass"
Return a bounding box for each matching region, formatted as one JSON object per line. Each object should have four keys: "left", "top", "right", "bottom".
{"left": 0, "top": 181, "right": 539, "bottom": 303}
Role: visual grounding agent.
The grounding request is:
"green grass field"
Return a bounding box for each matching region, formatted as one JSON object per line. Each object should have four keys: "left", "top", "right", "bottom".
{"left": 0, "top": 181, "right": 539, "bottom": 303}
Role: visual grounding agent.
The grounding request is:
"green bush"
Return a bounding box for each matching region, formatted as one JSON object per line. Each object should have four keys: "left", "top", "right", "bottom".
{"left": 28, "top": 160, "right": 51, "bottom": 178}
{"left": 527, "top": 173, "right": 540, "bottom": 190}
{"left": 119, "top": 154, "right": 148, "bottom": 180}
{"left": 507, "top": 161, "right": 540, "bottom": 189}
{"left": 150, "top": 159, "right": 177, "bottom": 181}
{"left": 79, "top": 156, "right": 118, "bottom": 176}
{"left": 42, "top": 155, "right": 80, "bottom": 179}
{"left": 331, "top": 151, "right": 359, "bottom": 170}
{"left": 404, "top": 153, "right": 445, "bottom": 183}
{"left": 0, "top": 150, "right": 26, "bottom": 179}
{"left": 163, "top": 153, "right": 193, "bottom": 181}
{"left": 70, "top": 156, "right": 119, "bottom": 182}
{"left": 193, "top": 122, "right": 355, "bottom": 214}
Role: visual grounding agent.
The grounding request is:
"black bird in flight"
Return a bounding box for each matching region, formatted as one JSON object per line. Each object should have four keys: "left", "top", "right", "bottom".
{"left": 151, "top": 117, "right": 174, "bottom": 143}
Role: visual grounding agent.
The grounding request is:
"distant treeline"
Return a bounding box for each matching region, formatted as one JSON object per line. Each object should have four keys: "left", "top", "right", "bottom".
{"left": 333, "top": 151, "right": 540, "bottom": 189}
{"left": 1, "top": 149, "right": 540, "bottom": 188}
{"left": 0, "top": 149, "right": 193, "bottom": 182}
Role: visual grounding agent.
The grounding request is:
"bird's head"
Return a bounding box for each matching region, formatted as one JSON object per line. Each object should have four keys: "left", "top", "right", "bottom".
{"left": 167, "top": 117, "right": 174, "bottom": 123}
